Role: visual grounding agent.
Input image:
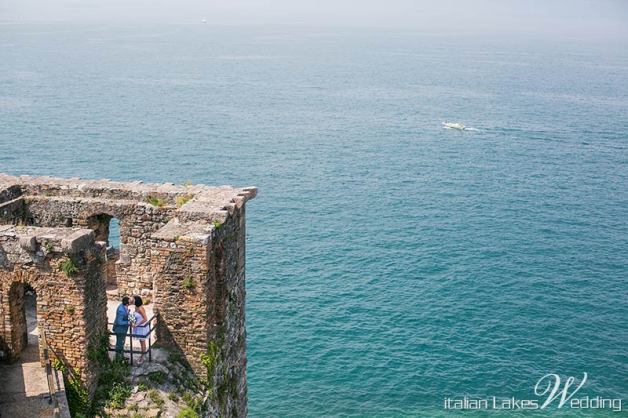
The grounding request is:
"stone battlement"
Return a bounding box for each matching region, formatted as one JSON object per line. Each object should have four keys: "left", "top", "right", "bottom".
{"left": 0, "top": 173, "right": 256, "bottom": 231}
{"left": 0, "top": 174, "right": 256, "bottom": 294}
{"left": 0, "top": 174, "right": 256, "bottom": 417}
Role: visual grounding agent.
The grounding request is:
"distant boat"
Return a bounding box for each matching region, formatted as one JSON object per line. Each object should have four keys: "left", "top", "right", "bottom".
{"left": 201, "top": 17, "right": 207, "bottom": 24}
{"left": 442, "top": 122, "right": 466, "bottom": 130}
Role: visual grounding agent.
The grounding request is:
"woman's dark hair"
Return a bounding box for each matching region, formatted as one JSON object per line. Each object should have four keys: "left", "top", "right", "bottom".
{"left": 133, "top": 295, "right": 143, "bottom": 307}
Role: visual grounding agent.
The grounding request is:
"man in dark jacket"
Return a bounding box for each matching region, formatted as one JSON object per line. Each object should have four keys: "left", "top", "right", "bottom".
{"left": 113, "top": 296, "right": 131, "bottom": 359}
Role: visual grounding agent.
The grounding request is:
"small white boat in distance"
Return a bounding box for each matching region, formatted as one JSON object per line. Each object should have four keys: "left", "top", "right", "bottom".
{"left": 202, "top": 17, "right": 207, "bottom": 24}
{"left": 442, "top": 122, "right": 466, "bottom": 130}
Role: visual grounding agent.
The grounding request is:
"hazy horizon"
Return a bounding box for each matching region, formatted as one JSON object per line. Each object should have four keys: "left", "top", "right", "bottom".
{"left": 1, "top": 0, "right": 627, "bottom": 40}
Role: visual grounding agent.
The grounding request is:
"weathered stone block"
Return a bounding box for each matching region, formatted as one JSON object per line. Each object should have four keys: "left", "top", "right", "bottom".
{"left": 19, "top": 235, "right": 37, "bottom": 252}
{"left": 61, "top": 229, "right": 95, "bottom": 254}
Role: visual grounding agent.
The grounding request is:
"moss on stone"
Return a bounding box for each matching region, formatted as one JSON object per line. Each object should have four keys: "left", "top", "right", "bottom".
{"left": 182, "top": 277, "right": 196, "bottom": 290}
{"left": 200, "top": 341, "right": 219, "bottom": 386}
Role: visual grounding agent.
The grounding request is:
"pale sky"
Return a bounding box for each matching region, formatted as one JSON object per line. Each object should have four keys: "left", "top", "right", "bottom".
{"left": 1, "top": 0, "right": 627, "bottom": 39}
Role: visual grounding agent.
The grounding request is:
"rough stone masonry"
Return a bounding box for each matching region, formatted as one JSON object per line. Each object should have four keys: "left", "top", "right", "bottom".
{"left": 0, "top": 174, "right": 256, "bottom": 417}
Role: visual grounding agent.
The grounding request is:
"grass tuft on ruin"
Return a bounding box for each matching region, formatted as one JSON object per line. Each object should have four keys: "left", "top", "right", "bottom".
{"left": 176, "top": 194, "right": 193, "bottom": 207}
{"left": 146, "top": 195, "right": 166, "bottom": 207}
{"left": 182, "top": 277, "right": 196, "bottom": 290}
{"left": 60, "top": 257, "right": 79, "bottom": 277}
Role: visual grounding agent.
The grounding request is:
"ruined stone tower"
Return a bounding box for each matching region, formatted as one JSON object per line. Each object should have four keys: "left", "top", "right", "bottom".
{"left": 0, "top": 174, "right": 256, "bottom": 416}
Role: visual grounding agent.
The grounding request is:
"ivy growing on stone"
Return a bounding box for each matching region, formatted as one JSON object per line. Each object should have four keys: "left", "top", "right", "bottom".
{"left": 51, "top": 360, "right": 89, "bottom": 416}
{"left": 200, "top": 341, "right": 219, "bottom": 394}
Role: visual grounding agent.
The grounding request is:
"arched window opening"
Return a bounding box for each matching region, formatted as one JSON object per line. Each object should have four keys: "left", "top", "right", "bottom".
{"left": 109, "top": 217, "right": 120, "bottom": 249}
{"left": 86, "top": 214, "right": 120, "bottom": 249}
{"left": 87, "top": 214, "right": 112, "bottom": 244}
{"left": 86, "top": 214, "right": 121, "bottom": 290}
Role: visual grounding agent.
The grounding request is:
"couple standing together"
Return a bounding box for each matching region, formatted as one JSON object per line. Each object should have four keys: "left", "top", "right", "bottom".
{"left": 113, "top": 295, "right": 150, "bottom": 364}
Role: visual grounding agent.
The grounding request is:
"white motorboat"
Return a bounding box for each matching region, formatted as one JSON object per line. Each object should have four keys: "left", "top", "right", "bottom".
{"left": 442, "top": 122, "right": 466, "bottom": 130}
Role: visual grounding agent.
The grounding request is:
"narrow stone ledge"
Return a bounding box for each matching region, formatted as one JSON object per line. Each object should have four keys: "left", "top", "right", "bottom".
{"left": 152, "top": 219, "right": 215, "bottom": 244}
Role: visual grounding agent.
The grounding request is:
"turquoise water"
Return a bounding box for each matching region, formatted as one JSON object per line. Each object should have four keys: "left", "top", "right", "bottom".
{"left": 1, "top": 25, "right": 627, "bottom": 416}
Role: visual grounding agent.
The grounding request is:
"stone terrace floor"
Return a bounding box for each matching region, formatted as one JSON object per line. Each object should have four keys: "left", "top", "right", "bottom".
{"left": 107, "top": 298, "right": 155, "bottom": 363}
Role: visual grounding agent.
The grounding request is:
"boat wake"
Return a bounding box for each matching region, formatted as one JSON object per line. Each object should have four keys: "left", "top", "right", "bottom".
{"left": 442, "top": 122, "right": 479, "bottom": 131}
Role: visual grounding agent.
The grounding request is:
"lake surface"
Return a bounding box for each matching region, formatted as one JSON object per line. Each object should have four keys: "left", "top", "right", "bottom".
{"left": 1, "top": 25, "right": 627, "bottom": 416}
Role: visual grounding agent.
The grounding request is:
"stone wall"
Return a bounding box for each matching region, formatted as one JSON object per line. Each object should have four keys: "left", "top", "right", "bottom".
{"left": 105, "top": 247, "right": 119, "bottom": 287}
{"left": 0, "top": 226, "right": 108, "bottom": 390}
{"left": 0, "top": 174, "right": 256, "bottom": 416}
{"left": 7, "top": 282, "right": 26, "bottom": 356}
{"left": 209, "top": 204, "right": 248, "bottom": 417}
{"left": 19, "top": 195, "right": 177, "bottom": 296}
{"left": 150, "top": 195, "right": 250, "bottom": 416}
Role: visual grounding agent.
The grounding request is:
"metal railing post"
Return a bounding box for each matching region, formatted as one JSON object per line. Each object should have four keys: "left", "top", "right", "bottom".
{"left": 129, "top": 325, "right": 133, "bottom": 365}
{"left": 148, "top": 319, "right": 152, "bottom": 362}
{"left": 108, "top": 315, "right": 157, "bottom": 365}
{"left": 43, "top": 346, "right": 53, "bottom": 404}
{"left": 41, "top": 331, "right": 60, "bottom": 417}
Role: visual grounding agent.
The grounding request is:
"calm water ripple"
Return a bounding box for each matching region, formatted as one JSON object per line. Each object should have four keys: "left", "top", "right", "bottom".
{"left": 1, "top": 25, "right": 627, "bottom": 417}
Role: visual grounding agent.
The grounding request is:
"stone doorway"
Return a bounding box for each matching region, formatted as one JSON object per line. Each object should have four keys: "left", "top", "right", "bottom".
{"left": 86, "top": 214, "right": 113, "bottom": 244}
{"left": 85, "top": 213, "right": 121, "bottom": 249}
{"left": 0, "top": 283, "right": 47, "bottom": 366}
{"left": 23, "top": 286, "right": 41, "bottom": 364}
{"left": 5, "top": 283, "right": 42, "bottom": 364}
{"left": 0, "top": 284, "right": 55, "bottom": 417}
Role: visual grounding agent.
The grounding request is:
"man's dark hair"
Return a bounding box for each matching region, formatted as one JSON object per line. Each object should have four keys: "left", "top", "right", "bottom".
{"left": 122, "top": 296, "right": 130, "bottom": 306}
{"left": 133, "top": 295, "right": 143, "bottom": 307}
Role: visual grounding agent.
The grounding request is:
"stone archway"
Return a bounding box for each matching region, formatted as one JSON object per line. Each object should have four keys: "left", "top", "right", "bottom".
{"left": 0, "top": 268, "right": 103, "bottom": 369}
{"left": 0, "top": 226, "right": 109, "bottom": 391}
{"left": 0, "top": 282, "right": 44, "bottom": 364}
{"left": 0, "top": 281, "right": 55, "bottom": 418}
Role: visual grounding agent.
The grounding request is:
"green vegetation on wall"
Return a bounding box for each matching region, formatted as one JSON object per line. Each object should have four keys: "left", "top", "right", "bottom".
{"left": 60, "top": 257, "right": 79, "bottom": 277}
